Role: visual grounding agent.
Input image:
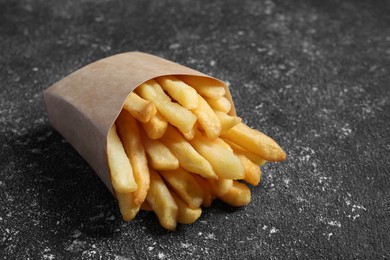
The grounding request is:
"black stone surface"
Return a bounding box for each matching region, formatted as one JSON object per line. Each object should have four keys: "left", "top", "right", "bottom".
{"left": 1, "top": 0, "right": 390, "bottom": 259}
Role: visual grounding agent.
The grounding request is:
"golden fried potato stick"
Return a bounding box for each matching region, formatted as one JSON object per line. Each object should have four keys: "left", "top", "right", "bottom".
{"left": 146, "top": 169, "right": 178, "bottom": 231}
{"left": 123, "top": 92, "right": 157, "bottom": 123}
{"left": 215, "top": 111, "right": 242, "bottom": 133}
{"left": 189, "top": 132, "right": 244, "bottom": 180}
{"left": 135, "top": 79, "right": 170, "bottom": 101}
{"left": 209, "top": 178, "right": 233, "bottom": 196}
{"left": 219, "top": 181, "right": 251, "bottom": 207}
{"left": 135, "top": 80, "right": 197, "bottom": 139}
{"left": 141, "top": 131, "right": 179, "bottom": 171}
{"left": 159, "top": 167, "right": 204, "bottom": 209}
{"left": 156, "top": 76, "right": 199, "bottom": 110}
{"left": 205, "top": 96, "right": 232, "bottom": 113}
{"left": 223, "top": 139, "right": 267, "bottom": 166}
{"left": 116, "top": 192, "right": 141, "bottom": 221}
{"left": 170, "top": 191, "right": 202, "bottom": 224}
{"left": 191, "top": 94, "right": 222, "bottom": 139}
{"left": 162, "top": 126, "right": 218, "bottom": 179}
{"left": 221, "top": 122, "right": 286, "bottom": 162}
{"left": 141, "top": 111, "right": 168, "bottom": 139}
{"left": 213, "top": 137, "right": 233, "bottom": 151}
{"left": 238, "top": 154, "right": 262, "bottom": 186}
{"left": 191, "top": 174, "right": 214, "bottom": 207}
{"left": 107, "top": 124, "right": 137, "bottom": 193}
{"left": 217, "top": 180, "right": 232, "bottom": 196}
{"left": 116, "top": 111, "right": 150, "bottom": 205}
{"left": 178, "top": 75, "right": 226, "bottom": 99}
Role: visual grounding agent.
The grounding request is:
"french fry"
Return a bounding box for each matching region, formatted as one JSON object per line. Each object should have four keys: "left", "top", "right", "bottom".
{"left": 191, "top": 94, "right": 222, "bottom": 139}
{"left": 209, "top": 178, "right": 233, "bottom": 196}
{"left": 122, "top": 92, "right": 157, "bottom": 123}
{"left": 141, "top": 111, "right": 168, "bottom": 140}
{"left": 181, "top": 121, "right": 198, "bottom": 141}
{"left": 156, "top": 76, "right": 199, "bottom": 110}
{"left": 159, "top": 167, "right": 204, "bottom": 209}
{"left": 142, "top": 132, "right": 179, "bottom": 171}
{"left": 107, "top": 124, "right": 137, "bottom": 193}
{"left": 178, "top": 75, "right": 226, "bottom": 99}
{"left": 223, "top": 139, "right": 267, "bottom": 166}
{"left": 135, "top": 80, "right": 197, "bottom": 139}
{"left": 135, "top": 79, "right": 170, "bottom": 101}
{"left": 116, "top": 192, "right": 141, "bottom": 221}
{"left": 170, "top": 191, "right": 202, "bottom": 224}
{"left": 221, "top": 122, "right": 286, "bottom": 162}
{"left": 162, "top": 126, "right": 217, "bottom": 179}
{"left": 219, "top": 181, "right": 251, "bottom": 207}
{"left": 191, "top": 174, "right": 214, "bottom": 207}
{"left": 205, "top": 96, "right": 232, "bottom": 113}
{"left": 189, "top": 132, "right": 244, "bottom": 180}
{"left": 115, "top": 111, "right": 150, "bottom": 205}
{"left": 214, "top": 137, "right": 233, "bottom": 151}
{"left": 238, "top": 154, "right": 262, "bottom": 186}
{"left": 146, "top": 169, "right": 178, "bottom": 231}
{"left": 215, "top": 111, "right": 242, "bottom": 132}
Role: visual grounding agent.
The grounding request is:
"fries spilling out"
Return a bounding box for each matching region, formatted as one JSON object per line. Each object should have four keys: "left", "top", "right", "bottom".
{"left": 108, "top": 75, "right": 286, "bottom": 230}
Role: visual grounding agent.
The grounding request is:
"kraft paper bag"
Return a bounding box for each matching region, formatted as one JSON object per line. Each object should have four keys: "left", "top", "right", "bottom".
{"left": 43, "top": 52, "right": 235, "bottom": 195}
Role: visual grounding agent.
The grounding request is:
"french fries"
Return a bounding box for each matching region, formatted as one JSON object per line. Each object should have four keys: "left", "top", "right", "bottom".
{"left": 142, "top": 132, "right": 179, "bottom": 171}
{"left": 107, "top": 124, "right": 137, "bottom": 193}
{"left": 116, "top": 192, "right": 140, "bottom": 221}
{"left": 171, "top": 191, "right": 202, "bottom": 224}
{"left": 219, "top": 181, "right": 251, "bottom": 207}
{"left": 162, "top": 126, "right": 217, "bottom": 179}
{"left": 116, "top": 111, "right": 150, "bottom": 205}
{"left": 156, "top": 76, "right": 199, "bottom": 110}
{"left": 215, "top": 111, "right": 242, "bottom": 132}
{"left": 141, "top": 112, "right": 168, "bottom": 139}
{"left": 209, "top": 178, "right": 233, "bottom": 196}
{"left": 159, "top": 167, "right": 204, "bottom": 209}
{"left": 205, "top": 97, "right": 232, "bottom": 113}
{"left": 123, "top": 92, "right": 157, "bottom": 123}
{"left": 192, "top": 174, "right": 214, "bottom": 207}
{"left": 221, "top": 122, "right": 286, "bottom": 162}
{"left": 178, "top": 75, "right": 226, "bottom": 99}
{"left": 135, "top": 80, "right": 197, "bottom": 139}
{"left": 223, "top": 139, "right": 267, "bottom": 166}
{"left": 191, "top": 94, "right": 222, "bottom": 139}
{"left": 190, "top": 132, "right": 244, "bottom": 180}
{"left": 146, "top": 169, "right": 178, "bottom": 231}
{"left": 107, "top": 75, "right": 286, "bottom": 230}
{"left": 238, "top": 154, "right": 262, "bottom": 186}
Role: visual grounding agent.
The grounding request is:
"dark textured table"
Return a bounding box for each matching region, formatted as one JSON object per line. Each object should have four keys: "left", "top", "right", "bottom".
{"left": 1, "top": 0, "right": 390, "bottom": 259}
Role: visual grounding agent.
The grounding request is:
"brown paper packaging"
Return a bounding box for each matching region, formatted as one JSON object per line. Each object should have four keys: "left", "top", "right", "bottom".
{"left": 43, "top": 52, "right": 236, "bottom": 195}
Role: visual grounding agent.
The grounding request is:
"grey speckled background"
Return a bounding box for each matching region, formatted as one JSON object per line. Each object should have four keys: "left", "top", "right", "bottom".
{"left": 1, "top": 0, "right": 390, "bottom": 259}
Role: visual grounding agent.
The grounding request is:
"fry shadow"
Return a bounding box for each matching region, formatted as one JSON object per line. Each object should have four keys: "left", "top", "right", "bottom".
{"left": 11, "top": 123, "right": 122, "bottom": 239}
{"left": 11, "top": 123, "right": 247, "bottom": 239}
